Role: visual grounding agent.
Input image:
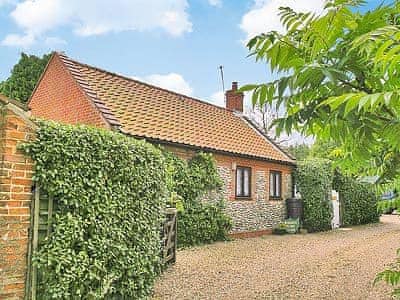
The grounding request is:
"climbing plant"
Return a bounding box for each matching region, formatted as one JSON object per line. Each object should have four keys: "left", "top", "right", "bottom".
{"left": 295, "top": 159, "right": 333, "bottom": 232}
{"left": 333, "top": 171, "right": 379, "bottom": 226}
{"left": 22, "top": 120, "right": 167, "bottom": 299}
{"left": 163, "top": 151, "right": 232, "bottom": 247}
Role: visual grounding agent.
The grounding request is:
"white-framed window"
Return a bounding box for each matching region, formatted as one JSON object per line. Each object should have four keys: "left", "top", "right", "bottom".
{"left": 236, "top": 166, "right": 251, "bottom": 198}
{"left": 269, "top": 170, "right": 282, "bottom": 199}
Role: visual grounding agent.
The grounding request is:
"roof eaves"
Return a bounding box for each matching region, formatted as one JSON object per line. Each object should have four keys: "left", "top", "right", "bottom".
{"left": 119, "top": 128, "right": 296, "bottom": 166}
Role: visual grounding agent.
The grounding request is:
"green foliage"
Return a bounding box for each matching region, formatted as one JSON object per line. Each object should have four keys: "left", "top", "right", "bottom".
{"left": 22, "top": 121, "right": 167, "bottom": 299}
{"left": 163, "top": 151, "right": 231, "bottom": 247}
{"left": 243, "top": 1, "right": 400, "bottom": 179}
{"left": 333, "top": 171, "right": 379, "bottom": 226}
{"left": 286, "top": 143, "right": 310, "bottom": 160}
{"left": 375, "top": 248, "right": 400, "bottom": 298}
{"left": 1, "top": 52, "right": 50, "bottom": 103}
{"left": 178, "top": 200, "right": 232, "bottom": 247}
{"left": 244, "top": 1, "right": 400, "bottom": 295}
{"left": 295, "top": 159, "right": 333, "bottom": 232}
{"left": 310, "top": 139, "right": 340, "bottom": 160}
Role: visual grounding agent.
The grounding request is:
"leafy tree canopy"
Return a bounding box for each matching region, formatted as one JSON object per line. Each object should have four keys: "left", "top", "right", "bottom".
{"left": 0, "top": 52, "right": 50, "bottom": 103}
{"left": 243, "top": 0, "right": 400, "bottom": 294}
{"left": 242, "top": 0, "right": 400, "bottom": 180}
{"left": 287, "top": 143, "right": 311, "bottom": 160}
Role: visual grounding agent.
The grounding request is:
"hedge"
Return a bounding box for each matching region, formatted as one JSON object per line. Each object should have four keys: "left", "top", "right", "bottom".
{"left": 22, "top": 121, "right": 167, "bottom": 299}
{"left": 163, "top": 151, "right": 232, "bottom": 247}
{"left": 295, "top": 159, "right": 333, "bottom": 232}
{"left": 333, "top": 171, "right": 379, "bottom": 226}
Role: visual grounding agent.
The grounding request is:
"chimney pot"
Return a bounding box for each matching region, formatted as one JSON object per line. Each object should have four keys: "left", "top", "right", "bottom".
{"left": 232, "top": 81, "right": 238, "bottom": 91}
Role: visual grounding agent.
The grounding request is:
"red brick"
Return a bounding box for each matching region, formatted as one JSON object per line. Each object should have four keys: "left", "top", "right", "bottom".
{"left": 8, "top": 208, "right": 29, "bottom": 215}
{"left": 29, "top": 53, "right": 108, "bottom": 127}
{"left": 6, "top": 131, "right": 26, "bottom": 140}
{"left": 11, "top": 193, "right": 31, "bottom": 201}
{"left": 10, "top": 170, "right": 25, "bottom": 178}
{"left": 11, "top": 186, "right": 23, "bottom": 193}
{"left": 3, "top": 154, "right": 26, "bottom": 163}
{"left": 11, "top": 178, "right": 32, "bottom": 186}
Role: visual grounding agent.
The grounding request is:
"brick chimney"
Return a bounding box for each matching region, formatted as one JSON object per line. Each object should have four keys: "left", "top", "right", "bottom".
{"left": 225, "top": 82, "right": 244, "bottom": 112}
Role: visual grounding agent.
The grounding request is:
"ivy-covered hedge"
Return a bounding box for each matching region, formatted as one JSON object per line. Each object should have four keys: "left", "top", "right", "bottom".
{"left": 295, "top": 159, "right": 333, "bottom": 232}
{"left": 23, "top": 121, "right": 167, "bottom": 299}
{"left": 164, "top": 151, "right": 232, "bottom": 247}
{"left": 333, "top": 171, "right": 379, "bottom": 226}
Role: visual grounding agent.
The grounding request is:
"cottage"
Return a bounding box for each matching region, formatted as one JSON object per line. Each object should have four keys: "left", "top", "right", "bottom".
{"left": 29, "top": 52, "right": 296, "bottom": 236}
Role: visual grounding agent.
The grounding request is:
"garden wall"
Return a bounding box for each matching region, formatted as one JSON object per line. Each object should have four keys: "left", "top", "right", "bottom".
{"left": 0, "top": 95, "right": 35, "bottom": 299}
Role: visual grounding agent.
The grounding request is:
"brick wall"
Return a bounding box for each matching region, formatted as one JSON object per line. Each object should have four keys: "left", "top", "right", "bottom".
{"left": 0, "top": 98, "right": 35, "bottom": 299}
{"left": 164, "top": 144, "right": 294, "bottom": 235}
{"left": 28, "top": 54, "right": 108, "bottom": 128}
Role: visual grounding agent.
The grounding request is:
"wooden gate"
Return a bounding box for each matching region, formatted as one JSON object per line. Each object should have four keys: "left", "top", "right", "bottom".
{"left": 162, "top": 208, "right": 177, "bottom": 265}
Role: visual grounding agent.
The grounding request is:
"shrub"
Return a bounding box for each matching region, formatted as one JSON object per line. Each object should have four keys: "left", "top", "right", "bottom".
{"left": 163, "top": 151, "right": 232, "bottom": 247}
{"left": 333, "top": 171, "right": 379, "bottom": 226}
{"left": 295, "top": 159, "right": 333, "bottom": 232}
{"left": 178, "top": 201, "right": 232, "bottom": 247}
{"left": 22, "top": 121, "right": 167, "bottom": 299}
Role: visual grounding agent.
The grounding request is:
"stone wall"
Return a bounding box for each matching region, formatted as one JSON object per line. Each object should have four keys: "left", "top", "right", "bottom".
{"left": 206, "top": 167, "right": 286, "bottom": 233}
{"left": 0, "top": 96, "right": 35, "bottom": 300}
{"left": 164, "top": 144, "right": 294, "bottom": 234}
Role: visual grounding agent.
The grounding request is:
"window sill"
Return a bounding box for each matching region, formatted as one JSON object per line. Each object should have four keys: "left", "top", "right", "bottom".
{"left": 234, "top": 197, "right": 253, "bottom": 201}
{"left": 269, "top": 197, "right": 283, "bottom": 201}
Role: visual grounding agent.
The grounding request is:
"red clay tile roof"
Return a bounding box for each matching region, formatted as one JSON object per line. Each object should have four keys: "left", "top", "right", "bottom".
{"left": 57, "top": 52, "right": 295, "bottom": 164}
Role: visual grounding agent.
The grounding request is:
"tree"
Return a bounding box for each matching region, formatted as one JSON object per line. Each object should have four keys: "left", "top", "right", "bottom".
{"left": 242, "top": 0, "right": 400, "bottom": 179}
{"left": 0, "top": 53, "right": 51, "bottom": 103}
{"left": 287, "top": 143, "right": 310, "bottom": 160}
{"left": 309, "top": 139, "right": 339, "bottom": 160}
{"left": 242, "top": 0, "right": 400, "bottom": 295}
{"left": 245, "top": 102, "right": 289, "bottom": 144}
{"left": 246, "top": 103, "right": 278, "bottom": 136}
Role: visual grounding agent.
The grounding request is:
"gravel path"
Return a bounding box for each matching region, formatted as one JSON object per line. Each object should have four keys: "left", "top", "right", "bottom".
{"left": 153, "top": 215, "right": 400, "bottom": 300}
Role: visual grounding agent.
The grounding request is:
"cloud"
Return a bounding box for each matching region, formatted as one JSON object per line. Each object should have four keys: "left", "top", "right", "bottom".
{"left": 209, "top": 91, "right": 225, "bottom": 107}
{"left": 0, "top": 0, "right": 15, "bottom": 6}
{"left": 45, "top": 36, "right": 67, "bottom": 47}
{"left": 240, "top": 0, "right": 325, "bottom": 41}
{"left": 1, "top": 33, "right": 35, "bottom": 47}
{"left": 140, "top": 73, "right": 193, "bottom": 96}
{"left": 3, "top": 0, "right": 192, "bottom": 47}
{"left": 208, "top": 0, "right": 222, "bottom": 7}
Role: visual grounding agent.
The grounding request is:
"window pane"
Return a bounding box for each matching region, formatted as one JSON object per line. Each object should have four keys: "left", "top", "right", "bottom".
{"left": 236, "top": 169, "right": 243, "bottom": 196}
{"left": 275, "top": 173, "right": 281, "bottom": 197}
{"left": 270, "top": 173, "right": 274, "bottom": 196}
{"left": 243, "top": 169, "right": 250, "bottom": 196}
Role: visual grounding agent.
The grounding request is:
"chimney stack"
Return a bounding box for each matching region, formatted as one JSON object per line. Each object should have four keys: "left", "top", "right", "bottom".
{"left": 225, "top": 81, "right": 243, "bottom": 112}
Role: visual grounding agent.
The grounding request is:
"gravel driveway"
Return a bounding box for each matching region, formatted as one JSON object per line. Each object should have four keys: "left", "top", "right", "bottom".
{"left": 153, "top": 215, "right": 400, "bottom": 300}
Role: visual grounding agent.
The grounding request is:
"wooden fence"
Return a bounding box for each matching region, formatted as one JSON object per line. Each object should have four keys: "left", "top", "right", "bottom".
{"left": 26, "top": 184, "right": 177, "bottom": 299}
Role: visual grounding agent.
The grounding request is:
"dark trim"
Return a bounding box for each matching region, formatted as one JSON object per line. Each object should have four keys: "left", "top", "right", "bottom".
{"left": 123, "top": 133, "right": 297, "bottom": 167}
{"left": 269, "top": 170, "right": 282, "bottom": 198}
{"left": 235, "top": 166, "right": 252, "bottom": 198}
{"left": 242, "top": 116, "right": 296, "bottom": 161}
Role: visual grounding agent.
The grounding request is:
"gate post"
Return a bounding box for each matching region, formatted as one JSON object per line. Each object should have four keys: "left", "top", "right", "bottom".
{"left": 0, "top": 96, "right": 36, "bottom": 299}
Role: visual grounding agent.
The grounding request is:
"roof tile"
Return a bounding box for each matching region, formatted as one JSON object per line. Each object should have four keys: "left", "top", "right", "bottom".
{"left": 57, "top": 53, "right": 294, "bottom": 164}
